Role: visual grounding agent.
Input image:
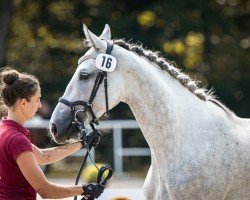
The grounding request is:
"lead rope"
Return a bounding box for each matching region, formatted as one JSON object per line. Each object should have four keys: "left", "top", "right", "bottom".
{"left": 74, "top": 125, "right": 113, "bottom": 200}
{"left": 74, "top": 128, "right": 89, "bottom": 200}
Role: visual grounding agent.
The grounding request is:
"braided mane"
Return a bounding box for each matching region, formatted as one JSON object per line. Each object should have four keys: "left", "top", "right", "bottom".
{"left": 114, "top": 39, "right": 214, "bottom": 101}
{"left": 84, "top": 39, "right": 233, "bottom": 115}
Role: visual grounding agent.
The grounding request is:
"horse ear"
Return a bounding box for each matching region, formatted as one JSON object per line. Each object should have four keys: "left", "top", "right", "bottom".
{"left": 83, "top": 24, "right": 106, "bottom": 51}
{"left": 99, "top": 24, "right": 111, "bottom": 40}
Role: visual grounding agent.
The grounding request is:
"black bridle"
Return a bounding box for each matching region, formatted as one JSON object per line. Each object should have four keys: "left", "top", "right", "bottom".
{"left": 59, "top": 41, "right": 114, "bottom": 128}
{"left": 58, "top": 40, "right": 114, "bottom": 200}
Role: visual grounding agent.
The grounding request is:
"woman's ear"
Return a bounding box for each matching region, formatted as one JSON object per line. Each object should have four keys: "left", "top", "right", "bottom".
{"left": 19, "top": 99, "right": 27, "bottom": 109}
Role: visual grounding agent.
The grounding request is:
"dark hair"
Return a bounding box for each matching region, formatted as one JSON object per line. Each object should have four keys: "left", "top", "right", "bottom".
{"left": 0, "top": 67, "right": 40, "bottom": 110}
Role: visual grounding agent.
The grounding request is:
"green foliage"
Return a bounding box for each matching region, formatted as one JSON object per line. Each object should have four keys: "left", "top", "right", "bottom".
{"left": 2, "top": 0, "right": 250, "bottom": 117}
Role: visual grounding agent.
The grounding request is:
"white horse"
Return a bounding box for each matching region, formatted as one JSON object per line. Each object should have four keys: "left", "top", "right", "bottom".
{"left": 49, "top": 24, "right": 250, "bottom": 200}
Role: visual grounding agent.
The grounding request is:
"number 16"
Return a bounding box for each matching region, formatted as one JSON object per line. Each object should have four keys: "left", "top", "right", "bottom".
{"left": 101, "top": 56, "right": 112, "bottom": 68}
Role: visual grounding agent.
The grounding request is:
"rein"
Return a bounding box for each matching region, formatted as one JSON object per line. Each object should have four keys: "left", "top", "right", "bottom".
{"left": 58, "top": 40, "right": 114, "bottom": 200}
{"left": 75, "top": 128, "right": 113, "bottom": 200}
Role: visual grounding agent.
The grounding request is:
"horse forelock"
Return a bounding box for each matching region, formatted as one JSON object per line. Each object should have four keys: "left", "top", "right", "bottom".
{"left": 83, "top": 38, "right": 233, "bottom": 115}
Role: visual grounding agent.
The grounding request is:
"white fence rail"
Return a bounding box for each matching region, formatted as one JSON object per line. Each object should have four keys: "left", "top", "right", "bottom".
{"left": 25, "top": 118, "right": 151, "bottom": 174}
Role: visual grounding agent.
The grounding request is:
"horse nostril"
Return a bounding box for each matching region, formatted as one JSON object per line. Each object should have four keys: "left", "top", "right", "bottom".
{"left": 51, "top": 123, "right": 57, "bottom": 136}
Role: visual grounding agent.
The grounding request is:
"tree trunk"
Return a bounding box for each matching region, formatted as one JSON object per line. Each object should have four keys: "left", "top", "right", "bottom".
{"left": 0, "top": 0, "right": 13, "bottom": 67}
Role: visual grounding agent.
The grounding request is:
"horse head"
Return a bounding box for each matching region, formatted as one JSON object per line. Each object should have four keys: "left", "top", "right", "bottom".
{"left": 49, "top": 24, "right": 125, "bottom": 143}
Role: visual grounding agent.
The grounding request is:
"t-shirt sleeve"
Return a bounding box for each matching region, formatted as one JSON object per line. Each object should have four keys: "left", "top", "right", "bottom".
{"left": 8, "top": 134, "right": 33, "bottom": 161}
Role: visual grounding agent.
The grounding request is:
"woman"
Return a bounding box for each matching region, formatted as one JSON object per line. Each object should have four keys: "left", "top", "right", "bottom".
{"left": 0, "top": 67, "right": 104, "bottom": 200}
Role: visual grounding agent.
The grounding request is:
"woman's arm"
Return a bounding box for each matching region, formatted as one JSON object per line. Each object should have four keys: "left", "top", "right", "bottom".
{"left": 32, "top": 142, "right": 83, "bottom": 165}
{"left": 16, "top": 151, "right": 83, "bottom": 199}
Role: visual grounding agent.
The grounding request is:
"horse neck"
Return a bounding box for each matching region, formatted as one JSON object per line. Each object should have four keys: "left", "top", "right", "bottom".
{"left": 120, "top": 53, "right": 206, "bottom": 149}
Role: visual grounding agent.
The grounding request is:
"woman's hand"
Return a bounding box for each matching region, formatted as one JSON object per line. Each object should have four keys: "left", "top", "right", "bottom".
{"left": 82, "top": 182, "right": 105, "bottom": 199}
{"left": 80, "top": 130, "right": 101, "bottom": 148}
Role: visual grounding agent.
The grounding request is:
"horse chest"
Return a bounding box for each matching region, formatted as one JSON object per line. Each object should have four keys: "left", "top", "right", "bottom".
{"left": 146, "top": 137, "right": 237, "bottom": 200}
{"left": 146, "top": 160, "right": 229, "bottom": 200}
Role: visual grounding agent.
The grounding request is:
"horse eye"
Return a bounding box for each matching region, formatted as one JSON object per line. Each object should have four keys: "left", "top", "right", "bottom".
{"left": 79, "top": 72, "right": 90, "bottom": 80}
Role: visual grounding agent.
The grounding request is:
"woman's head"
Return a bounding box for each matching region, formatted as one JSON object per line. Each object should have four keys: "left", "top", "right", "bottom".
{"left": 0, "top": 67, "right": 41, "bottom": 117}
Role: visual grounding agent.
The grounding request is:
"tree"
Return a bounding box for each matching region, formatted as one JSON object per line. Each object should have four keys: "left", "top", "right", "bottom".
{"left": 0, "top": 0, "right": 13, "bottom": 66}
{"left": 2, "top": 0, "right": 250, "bottom": 117}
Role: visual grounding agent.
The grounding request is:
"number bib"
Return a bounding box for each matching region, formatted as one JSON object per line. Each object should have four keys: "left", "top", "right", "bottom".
{"left": 95, "top": 53, "right": 117, "bottom": 72}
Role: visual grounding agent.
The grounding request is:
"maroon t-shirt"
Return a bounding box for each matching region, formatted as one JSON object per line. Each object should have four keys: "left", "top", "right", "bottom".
{"left": 0, "top": 118, "right": 36, "bottom": 200}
